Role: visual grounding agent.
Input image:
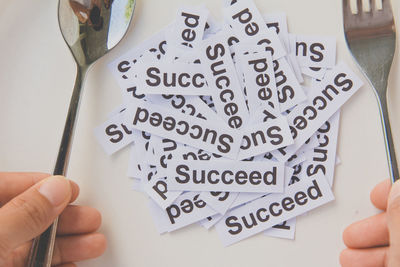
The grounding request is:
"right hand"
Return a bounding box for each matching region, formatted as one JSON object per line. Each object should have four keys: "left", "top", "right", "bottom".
{"left": 0, "top": 172, "right": 107, "bottom": 267}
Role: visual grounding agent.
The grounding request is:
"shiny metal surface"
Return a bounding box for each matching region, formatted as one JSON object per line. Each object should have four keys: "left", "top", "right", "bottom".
{"left": 27, "top": 1, "right": 135, "bottom": 266}
{"left": 343, "top": 0, "right": 398, "bottom": 184}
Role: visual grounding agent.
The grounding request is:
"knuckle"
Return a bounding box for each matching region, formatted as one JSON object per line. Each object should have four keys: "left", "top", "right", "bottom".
{"left": 9, "top": 195, "right": 49, "bottom": 231}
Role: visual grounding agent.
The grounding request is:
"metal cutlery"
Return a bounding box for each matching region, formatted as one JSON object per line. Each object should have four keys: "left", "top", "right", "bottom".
{"left": 27, "top": 0, "right": 135, "bottom": 266}
{"left": 342, "top": 0, "right": 398, "bottom": 183}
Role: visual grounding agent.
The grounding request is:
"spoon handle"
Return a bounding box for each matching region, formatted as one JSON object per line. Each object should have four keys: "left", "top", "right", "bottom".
{"left": 27, "top": 64, "right": 88, "bottom": 267}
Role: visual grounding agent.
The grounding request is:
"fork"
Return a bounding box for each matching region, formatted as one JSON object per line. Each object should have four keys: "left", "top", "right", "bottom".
{"left": 343, "top": 0, "right": 398, "bottom": 184}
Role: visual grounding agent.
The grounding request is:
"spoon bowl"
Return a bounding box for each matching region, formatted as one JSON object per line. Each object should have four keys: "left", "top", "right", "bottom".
{"left": 59, "top": 0, "right": 134, "bottom": 66}
{"left": 27, "top": 1, "right": 135, "bottom": 266}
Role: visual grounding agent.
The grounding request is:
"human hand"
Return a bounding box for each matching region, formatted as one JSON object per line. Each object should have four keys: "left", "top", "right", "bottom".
{"left": 0, "top": 172, "right": 106, "bottom": 267}
{"left": 340, "top": 179, "right": 400, "bottom": 267}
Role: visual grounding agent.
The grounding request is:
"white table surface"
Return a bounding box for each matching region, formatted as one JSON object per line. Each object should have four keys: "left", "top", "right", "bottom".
{"left": 1, "top": 0, "right": 400, "bottom": 266}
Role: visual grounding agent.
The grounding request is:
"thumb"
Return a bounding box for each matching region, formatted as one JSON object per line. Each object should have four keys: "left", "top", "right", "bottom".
{"left": 0, "top": 176, "right": 74, "bottom": 261}
{"left": 387, "top": 179, "right": 400, "bottom": 266}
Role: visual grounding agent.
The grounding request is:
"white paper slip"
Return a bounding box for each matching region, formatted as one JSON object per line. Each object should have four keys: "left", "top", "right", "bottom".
{"left": 270, "top": 144, "right": 299, "bottom": 163}
{"left": 204, "top": 14, "right": 222, "bottom": 36}
{"left": 264, "top": 218, "right": 296, "bottom": 240}
{"left": 223, "top": 0, "right": 286, "bottom": 60}
{"left": 151, "top": 192, "right": 218, "bottom": 232}
{"left": 147, "top": 94, "right": 217, "bottom": 121}
{"left": 144, "top": 177, "right": 183, "bottom": 209}
{"left": 199, "top": 192, "right": 239, "bottom": 214}
{"left": 224, "top": 26, "right": 241, "bottom": 59}
{"left": 336, "top": 156, "right": 341, "bottom": 166}
{"left": 124, "top": 98, "right": 242, "bottom": 159}
{"left": 199, "top": 95, "right": 216, "bottom": 111}
{"left": 144, "top": 137, "right": 158, "bottom": 167}
{"left": 303, "top": 111, "right": 340, "bottom": 187}
{"left": 130, "top": 178, "right": 144, "bottom": 192}
{"left": 141, "top": 164, "right": 158, "bottom": 183}
{"left": 301, "top": 66, "right": 327, "bottom": 80}
{"left": 108, "top": 27, "right": 168, "bottom": 87}
{"left": 136, "top": 61, "right": 212, "bottom": 95}
{"left": 286, "top": 62, "right": 363, "bottom": 152}
{"left": 253, "top": 152, "right": 276, "bottom": 163}
{"left": 124, "top": 51, "right": 161, "bottom": 80}
{"left": 94, "top": 109, "right": 140, "bottom": 155}
{"left": 127, "top": 145, "right": 145, "bottom": 179}
{"left": 238, "top": 116, "right": 293, "bottom": 160}
{"left": 170, "top": 6, "right": 209, "bottom": 51}
{"left": 274, "top": 57, "right": 307, "bottom": 112}
{"left": 238, "top": 50, "right": 280, "bottom": 114}
{"left": 230, "top": 192, "right": 266, "bottom": 209}
{"left": 223, "top": 0, "right": 267, "bottom": 40}
{"left": 270, "top": 130, "right": 319, "bottom": 163}
{"left": 263, "top": 12, "right": 289, "bottom": 51}
{"left": 148, "top": 199, "right": 170, "bottom": 234}
{"left": 287, "top": 52, "right": 304, "bottom": 84}
{"left": 129, "top": 131, "right": 152, "bottom": 168}
{"left": 199, "top": 32, "right": 249, "bottom": 129}
{"left": 286, "top": 152, "right": 307, "bottom": 168}
{"left": 167, "top": 160, "right": 285, "bottom": 193}
{"left": 215, "top": 173, "right": 334, "bottom": 246}
{"left": 172, "top": 49, "right": 201, "bottom": 64}
{"left": 283, "top": 166, "right": 296, "bottom": 186}
{"left": 153, "top": 137, "right": 225, "bottom": 178}
{"left": 199, "top": 214, "right": 224, "bottom": 230}
{"left": 106, "top": 105, "right": 126, "bottom": 119}
{"left": 250, "top": 105, "right": 281, "bottom": 125}
{"left": 289, "top": 162, "right": 307, "bottom": 186}
{"left": 293, "top": 35, "right": 336, "bottom": 68}
{"left": 173, "top": 145, "right": 224, "bottom": 162}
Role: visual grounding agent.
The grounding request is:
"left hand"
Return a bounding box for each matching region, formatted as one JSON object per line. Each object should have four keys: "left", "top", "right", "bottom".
{"left": 340, "top": 178, "right": 400, "bottom": 267}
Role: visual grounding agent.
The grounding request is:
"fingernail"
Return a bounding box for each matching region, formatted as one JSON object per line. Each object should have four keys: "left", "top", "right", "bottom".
{"left": 38, "top": 176, "right": 71, "bottom": 207}
{"left": 389, "top": 180, "right": 400, "bottom": 206}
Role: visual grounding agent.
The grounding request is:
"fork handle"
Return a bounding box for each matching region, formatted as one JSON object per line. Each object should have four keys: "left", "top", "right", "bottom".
{"left": 27, "top": 64, "right": 88, "bottom": 267}
{"left": 378, "top": 96, "right": 399, "bottom": 184}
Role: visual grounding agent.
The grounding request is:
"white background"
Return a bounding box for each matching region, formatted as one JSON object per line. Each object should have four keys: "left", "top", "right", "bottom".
{"left": 1, "top": 0, "right": 399, "bottom": 266}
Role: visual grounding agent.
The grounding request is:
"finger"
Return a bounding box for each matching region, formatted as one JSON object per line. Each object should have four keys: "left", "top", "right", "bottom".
{"left": 0, "top": 172, "right": 80, "bottom": 206}
{"left": 0, "top": 176, "right": 77, "bottom": 261}
{"left": 57, "top": 205, "right": 102, "bottom": 235}
{"left": 340, "top": 247, "right": 388, "bottom": 267}
{"left": 387, "top": 180, "right": 400, "bottom": 266}
{"left": 0, "top": 172, "right": 49, "bottom": 205}
{"left": 370, "top": 179, "right": 391, "bottom": 210}
{"left": 4, "top": 242, "right": 32, "bottom": 267}
{"left": 342, "top": 212, "right": 389, "bottom": 248}
{"left": 9, "top": 232, "right": 106, "bottom": 266}
{"left": 52, "top": 233, "right": 107, "bottom": 265}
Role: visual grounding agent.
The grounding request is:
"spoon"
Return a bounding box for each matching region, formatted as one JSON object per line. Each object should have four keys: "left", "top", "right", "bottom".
{"left": 27, "top": 0, "right": 135, "bottom": 266}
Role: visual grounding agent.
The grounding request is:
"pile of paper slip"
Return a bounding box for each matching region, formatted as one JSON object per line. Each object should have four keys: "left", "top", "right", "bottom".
{"left": 95, "top": 0, "right": 364, "bottom": 246}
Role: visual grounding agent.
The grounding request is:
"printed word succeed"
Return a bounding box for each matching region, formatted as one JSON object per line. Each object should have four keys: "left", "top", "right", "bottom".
{"left": 167, "top": 160, "right": 284, "bottom": 193}
{"left": 125, "top": 98, "right": 243, "bottom": 159}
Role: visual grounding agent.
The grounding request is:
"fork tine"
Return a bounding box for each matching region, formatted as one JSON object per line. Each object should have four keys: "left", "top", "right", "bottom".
{"left": 343, "top": 0, "right": 352, "bottom": 16}
{"left": 356, "top": 0, "right": 363, "bottom": 13}
{"left": 382, "top": 0, "right": 394, "bottom": 18}
{"left": 382, "top": 0, "right": 393, "bottom": 11}
{"left": 369, "top": 0, "right": 375, "bottom": 11}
